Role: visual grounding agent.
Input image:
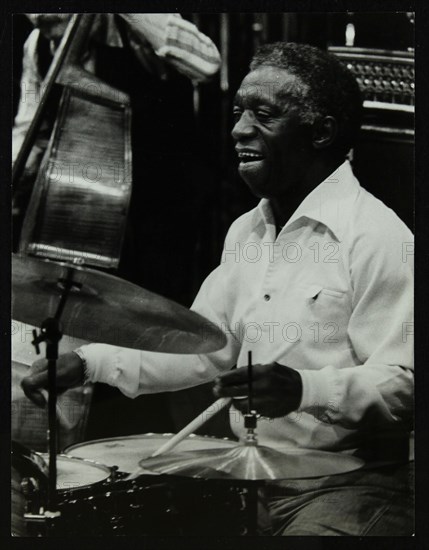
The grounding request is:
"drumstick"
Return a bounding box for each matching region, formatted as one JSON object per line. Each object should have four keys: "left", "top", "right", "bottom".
{"left": 151, "top": 397, "right": 233, "bottom": 457}
{"left": 40, "top": 389, "right": 73, "bottom": 431}
{"left": 125, "top": 397, "right": 232, "bottom": 480}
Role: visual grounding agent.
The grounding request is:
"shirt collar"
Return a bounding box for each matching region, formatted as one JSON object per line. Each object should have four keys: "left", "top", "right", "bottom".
{"left": 257, "top": 160, "right": 360, "bottom": 242}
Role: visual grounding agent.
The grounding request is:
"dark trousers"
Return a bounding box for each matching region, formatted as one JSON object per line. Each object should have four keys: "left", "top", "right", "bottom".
{"left": 261, "top": 462, "right": 414, "bottom": 536}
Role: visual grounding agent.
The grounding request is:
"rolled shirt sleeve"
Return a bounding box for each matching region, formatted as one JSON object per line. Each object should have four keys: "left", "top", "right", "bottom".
{"left": 118, "top": 13, "right": 221, "bottom": 82}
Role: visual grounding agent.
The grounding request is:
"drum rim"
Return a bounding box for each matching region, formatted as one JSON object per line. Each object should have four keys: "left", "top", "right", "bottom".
{"left": 64, "top": 432, "right": 236, "bottom": 454}
{"left": 36, "top": 452, "right": 113, "bottom": 492}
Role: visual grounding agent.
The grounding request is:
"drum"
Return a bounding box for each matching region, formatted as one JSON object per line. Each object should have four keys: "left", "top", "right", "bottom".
{"left": 38, "top": 454, "right": 112, "bottom": 492}
{"left": 12, "top": 442, "right": 48, "bottom": 536}
{"left": 62, "top": 433, "right": 255, "bottom": 536}
{"left": 65, "top": 432, "right": 237, "bottom": 473}
{"left": 64, "top": 474, "right": 258, "bottom": 536}
{"left": 12, "top": 442, "right": 112, "bottom": 537}
{"left": 15, "top": 435, "right": 255, "bottom": 536}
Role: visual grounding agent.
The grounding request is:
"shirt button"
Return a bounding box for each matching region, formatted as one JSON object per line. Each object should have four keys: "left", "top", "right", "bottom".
{"left": 264, "top": 294, "right": 271, "bottom": 301}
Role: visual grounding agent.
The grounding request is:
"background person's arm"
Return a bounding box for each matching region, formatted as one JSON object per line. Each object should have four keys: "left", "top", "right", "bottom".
{"left": 119, "top": 14, "right": 221, "bottom": 82}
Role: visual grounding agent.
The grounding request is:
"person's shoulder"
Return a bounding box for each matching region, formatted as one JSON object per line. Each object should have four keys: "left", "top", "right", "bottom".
{"left": 349, "top": 185, "right": 413, "bottom": 248}
{"left": 342, "top": 184, "right": 414, "bottom": 283}
{"left": 224, "top": 205, "right": 261, "bottom": 244}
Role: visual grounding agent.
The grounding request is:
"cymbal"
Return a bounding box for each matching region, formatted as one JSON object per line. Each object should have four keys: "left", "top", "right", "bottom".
{"left": 138, "top": 443, "right": 364, "bottom": 480}
{"left": 12, "top": 254, "right": 226, "bottom": 354}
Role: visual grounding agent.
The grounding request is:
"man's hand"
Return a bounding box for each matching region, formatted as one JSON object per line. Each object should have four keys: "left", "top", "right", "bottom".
{"left": 21, "top": 352, "right": 85, "bottom": 407}
{"left": 213, "top": 362, "right": 303, "bottom": 418}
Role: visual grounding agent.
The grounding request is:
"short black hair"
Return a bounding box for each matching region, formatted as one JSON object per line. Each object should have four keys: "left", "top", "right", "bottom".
{"left": 250, "top": 42, "right": 363, "bottom": 159}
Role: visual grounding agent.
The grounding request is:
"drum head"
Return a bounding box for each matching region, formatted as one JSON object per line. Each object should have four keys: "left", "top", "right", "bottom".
{"left": 38, "top": 454, "right": 111, "bottom": 491}
{"left": 65, "top": 433, "right": 236, "bottom": 473}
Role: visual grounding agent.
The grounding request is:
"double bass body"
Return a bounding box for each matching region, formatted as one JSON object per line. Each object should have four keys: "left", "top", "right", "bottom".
{"left": 15, "top": 14, "right": 132, "bottom": 270}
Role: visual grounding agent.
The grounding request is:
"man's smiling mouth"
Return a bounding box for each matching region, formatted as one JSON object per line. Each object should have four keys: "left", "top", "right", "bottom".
{"left": 236, "top": 151, "right": 265, "bottom": 164}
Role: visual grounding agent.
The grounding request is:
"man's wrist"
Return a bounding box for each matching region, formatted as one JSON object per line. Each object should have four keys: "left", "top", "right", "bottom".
{"left": 274, "top": 362, "right": 303, "bottom": 412}
{"left": 72, "top": 348, "right": 89, "bottom": 384}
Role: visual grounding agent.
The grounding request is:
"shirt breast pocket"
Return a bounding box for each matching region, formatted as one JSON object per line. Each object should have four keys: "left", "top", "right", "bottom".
{"left": 297, "top": 283, "right": 351, "bottom": 335}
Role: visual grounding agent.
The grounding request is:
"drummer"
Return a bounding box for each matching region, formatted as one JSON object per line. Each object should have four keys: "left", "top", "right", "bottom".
{"left": 22, "top": 42, "right": 414, "bottom": 536}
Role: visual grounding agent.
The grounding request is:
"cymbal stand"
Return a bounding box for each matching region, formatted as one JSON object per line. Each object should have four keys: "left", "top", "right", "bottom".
{"left": 242, "top": 351, "right": 262, "bottom": 536}
{"left": 30, "top": 266, "right": 81, "bottom": 534}
{"left": 243, "top": 350, "right": 258, "bottom": 446}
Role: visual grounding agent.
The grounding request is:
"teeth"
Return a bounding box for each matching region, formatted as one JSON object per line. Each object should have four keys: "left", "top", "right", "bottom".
{"left": 238, "top": 152, "right": 263, "bottom": 160}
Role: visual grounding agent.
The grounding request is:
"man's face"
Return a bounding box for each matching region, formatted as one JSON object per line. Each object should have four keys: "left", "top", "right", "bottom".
{"left": 26, "top": 14, "right": 71, "bottom": 41}
{"left": 231, "top": 66, "right": 314, "bottom": 199}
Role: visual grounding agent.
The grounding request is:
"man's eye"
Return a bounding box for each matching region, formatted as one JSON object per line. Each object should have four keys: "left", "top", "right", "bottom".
{"left": 256, "top": 110, "right": 271, "bottom": 120}
{"left": 232, "top": 108, "right": 242, "bottom": 122}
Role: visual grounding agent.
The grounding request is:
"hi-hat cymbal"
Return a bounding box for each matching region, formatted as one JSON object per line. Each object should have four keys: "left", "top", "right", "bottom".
{"left": 138, "top": 444, "right": 364, "bottom": 480}
{"left": 12, "top": 254, "right": 226, "bottom": 354}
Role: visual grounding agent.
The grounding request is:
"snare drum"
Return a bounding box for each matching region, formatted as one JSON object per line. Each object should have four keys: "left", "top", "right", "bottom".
{"left": 65, "top": 433, "right": 237, "bottom": 473}
{"left": 75, "top": 474, "right": 257, "bottom": 536}
{"left": 62, "top": 433, "right": 253, "bottom": 536}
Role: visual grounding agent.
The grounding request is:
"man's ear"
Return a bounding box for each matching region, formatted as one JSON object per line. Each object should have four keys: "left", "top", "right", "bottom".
{"left": 312, "top": 116, "right": 338, "bottom": 150}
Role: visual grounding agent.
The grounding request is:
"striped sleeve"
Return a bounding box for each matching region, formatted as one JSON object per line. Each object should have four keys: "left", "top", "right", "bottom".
{"left": 119, "top": 13, "right": 221, "bottom": 82}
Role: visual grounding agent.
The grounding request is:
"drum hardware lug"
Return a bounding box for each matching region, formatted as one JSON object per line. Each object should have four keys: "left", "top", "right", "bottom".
{"left": 24, "top": 513, "right": 47, "bottom": 523}
{"left": 21, "top": 476, "right": 39, "bottom": 496}
{"left": 24, "top": 509, "right": 61, "bottom": 522}
{"left": 110, "top": 515, "right": 124, "bottom": 530}
{"left": 44, "top": 510, "right": 61, "bottom": 519}
{"left": 71, "top": 257, "right": 85, "bottom": 266}
{"left": 239, "top": 493, "right": 247, "bottom": 511}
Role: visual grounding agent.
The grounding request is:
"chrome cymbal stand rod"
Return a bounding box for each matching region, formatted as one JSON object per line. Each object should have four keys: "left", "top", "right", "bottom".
{"left": 247, "top": 350, "right": 253, "bottom": 413}
{"left": 31, "top": 266, "right": 80, "bottom": 534}
{"left": 243, "top": 352, "right": 264, "bottom": 536}
{"left": 244, "top": 351, "right": 258, "bottom": 446}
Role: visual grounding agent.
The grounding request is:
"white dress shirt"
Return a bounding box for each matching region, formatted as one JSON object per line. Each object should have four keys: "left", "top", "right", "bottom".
{"left": 79, "top": 161, "right": 414, "bottom": 460}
